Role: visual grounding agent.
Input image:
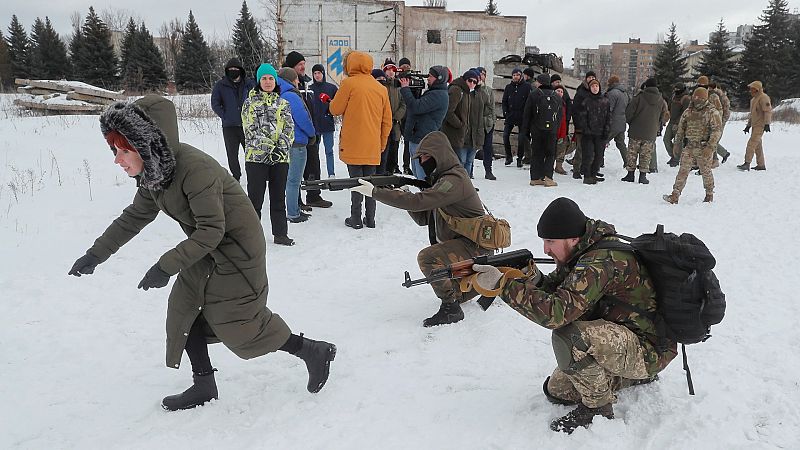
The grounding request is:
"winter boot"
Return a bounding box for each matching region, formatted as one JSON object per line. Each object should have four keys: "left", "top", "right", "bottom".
{"left": 554, "top": 162, "right": 567, "bottom": 175}
{"left": 737, "top": 163, "right": 750, "bottom": 171}
{"left": 295, "top": 334, "right": 337, "bottom": 393}
{"left": 703, "top": 193, "right": 714, "bottom": 203}
{"left": 583, "top": 176, "right": 597, "bottom": 185}
{"left": 274, "top": 235, "right": 295, "bottom": 246}
{"left": 504, "top": 157, "right": 513, "bottom": 166}
{"left": 542, "top": 377, "right": 579, "bottom": 406}
{"left": 529, "top": 179, "right": 545, "bottom": 186}
{"left": 753, "top": 165, "right": 767, "bottom": 171}
{"left": 621, "top": 171, "right": 635, "bottom": 182}
{"left": 550, "top": 403, "right": 614, "bottom": 434}
{"left": 485, "top": 169, "right": 497, "bottom": 180}
{"left": 572, "top": 171, "right": 582, "bottom": 180}
{"left": 422, "top": 301, "right": 464, "bottom": 327}
{"left": 721, "top": 152, "right": 730, "bottom": 164}
{"left": 543, "top": 177, "right": 558, "bottom": 187}
{"left": 162, "top": 370, "right": 219, "bottom": 411}
{"left": 638, "top": 172, "right": 649, "bottom": 184}
{"left": 662, "top": 193, "right": 679, "bottom": 204}
{"left": 364, "top": 216, "right": 376, "bottom": 228}
{"left": 307, "top": 197, "right": 333, "bottom": 208}
{"left": 345, "top": 217, "right": 364, "bottom": 229}
{"left": 667, "top": 157, "right": 679, "bottom": 167}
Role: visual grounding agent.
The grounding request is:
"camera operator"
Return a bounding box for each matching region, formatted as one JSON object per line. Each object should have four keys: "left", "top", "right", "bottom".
{"left": 398, "top": 66, "right": 450, "bottom": 179}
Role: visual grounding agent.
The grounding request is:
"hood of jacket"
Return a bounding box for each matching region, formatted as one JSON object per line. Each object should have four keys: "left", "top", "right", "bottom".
{"left": 100, "top": 95, "right": 178, "bottom": 191}
{"left": 413, "top": 131, "right": 462, "bottom": 176}
{"left": 639, "top": 86, "right": 662, "bottom": 105}
{"left": 451, "top": 77, "right": 469, "bottom": 93}
{"left": 311, "top": 64, "right": 327, "bottom": 83}
{"left": 429, "top": 65, "right": 449, "bottom": 88}
{"left": 344, "top": 51, "right": 373, "bottom": 76}
{"left": 224, "top": 58, "right": 246, "bottom": 82}
{"left": 276, "top": 75, "right": 297, "bottom": 96}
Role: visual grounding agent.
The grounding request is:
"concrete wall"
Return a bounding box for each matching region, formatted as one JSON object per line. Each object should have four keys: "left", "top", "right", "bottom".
{"left": 403, "top": 7, "right": 525, "bottom": 77}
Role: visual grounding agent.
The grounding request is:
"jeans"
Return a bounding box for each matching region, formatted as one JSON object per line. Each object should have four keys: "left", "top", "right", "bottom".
{"left": 409, "top": 141, "right": 425, "bottom": 179}
{"left": 286, "top": 146, "right": 308, "bottom": 219}
{"left": 319, "top": 131, "right": 335, "bottom": 177}
{"left": 457, "top": 147, "right": 477, "bottom": 176}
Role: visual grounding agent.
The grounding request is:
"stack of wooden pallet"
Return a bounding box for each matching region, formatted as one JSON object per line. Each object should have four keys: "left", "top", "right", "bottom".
{"left": 14, "top": 79, "right": 125, "bottom": 114}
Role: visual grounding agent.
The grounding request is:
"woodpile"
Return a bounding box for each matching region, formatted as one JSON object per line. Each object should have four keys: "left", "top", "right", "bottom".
{"left": 489, "top": 58, "right": 581, "bottom": 159}
{"left": 13, "top": 79, "right": 125, "bottom": 114}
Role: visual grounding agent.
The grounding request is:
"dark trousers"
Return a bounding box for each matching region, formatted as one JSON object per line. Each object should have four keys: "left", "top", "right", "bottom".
{"left": 380, "top": 136, "right": 401, "bottom": 175}
{"left": 403, "top": 137, "right": 411, "bottom": 171}
{"left": 479, "top": 128, "right": 495, "bottom": 172}
{"left": 503, "top": 122, "right": 527, "bottom": 162}
{"left": 347, "top": 164, "right": 377, "bottom": 221}
{"left": 222, "top": 126, "right": 246, "bottom": 181}
{"left": 580, "top": 134, "right": 605, "bottom": 177}
{"left": 303, "top": 140, "right": 323, "bottom": 202}
{"left": 531, "top": 130, "right": 558, "bottom": 180}
{"left": 185, "top": 315, "right": 213, "bottom": 374}
{"left": 245, "top": 161, "right": 289, "bottom": 238}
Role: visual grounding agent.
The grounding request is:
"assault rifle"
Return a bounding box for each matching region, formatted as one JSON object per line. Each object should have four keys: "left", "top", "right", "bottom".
{"left": 301, "top": 175, "right": 431, "bottom": 191}
{"left": 401, "top": 249, "right": 555, "bottom": 311}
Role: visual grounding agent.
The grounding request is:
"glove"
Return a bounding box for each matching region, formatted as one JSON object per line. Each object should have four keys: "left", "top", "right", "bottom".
{"left": 137, "top": 263, "right": 171, "bottom": 291}
{"left": 472, "top": 264, "right": 503, "bottom": 291}
{"left": 68, "top": 252, "right": 101, "bottom": 277}
{"left": 521, "top": 263, "right": 543, "bottom": 285}
{"left": 349, "top": 178, "right": 374, "bottom": 197}
{"left": 319, "top": 93, "right": 331, "bottom": 103}
{"left": 764, "top": 124, "right": 770, "bottom": 133}
{"left": 743, "top": 125, "right": 750, "bottom": 134}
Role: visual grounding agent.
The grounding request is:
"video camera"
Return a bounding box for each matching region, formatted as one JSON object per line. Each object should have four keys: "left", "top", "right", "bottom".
{"left": 396, "top": 69, "right": 426, "bottom": 96}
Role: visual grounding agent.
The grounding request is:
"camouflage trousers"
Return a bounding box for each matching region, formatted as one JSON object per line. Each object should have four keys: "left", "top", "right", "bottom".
{"left": 556, "top": 137, "right": 576, "bottom": 163}
{"left": 744, "top": 128, "right": 766, "bottom": 167}
{"left": 625, "top": 139, "right": 655, "bottom": 173}
{"left": 548, "top": 320, "right": 651, "bottom": 408}
{"left": 671, "top": 145, "right": 714, "bottom": 197}
{"left": 417, "top": 237, "right": 488, "bottom": 304}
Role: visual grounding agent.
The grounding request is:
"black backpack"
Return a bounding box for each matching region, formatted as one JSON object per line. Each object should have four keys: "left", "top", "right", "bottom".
{"left": 534, "top": 89, "right": 562, "bottom": 131}
{"left": 594, "top": 225, "right": 726, "bottom": 394}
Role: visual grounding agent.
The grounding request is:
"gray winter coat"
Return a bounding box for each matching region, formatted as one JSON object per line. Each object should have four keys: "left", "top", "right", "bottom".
{"left": 626, "top": 86, "right": 669, "bottom": 141}
{"left": 606, "top": 83, "right": 629, "bottom": 135}
{"left": 91, "top": 95, "right": 290, "bottom": 369}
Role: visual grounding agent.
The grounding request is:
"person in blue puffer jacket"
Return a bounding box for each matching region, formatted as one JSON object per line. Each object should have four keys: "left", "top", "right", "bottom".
{"left": 277, "top": 68, "right": 316, "bottom": 224}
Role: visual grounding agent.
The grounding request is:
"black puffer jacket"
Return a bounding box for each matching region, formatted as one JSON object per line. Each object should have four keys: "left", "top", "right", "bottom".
{"left": 575, "top": 88, "right": 611, "bottom": 138}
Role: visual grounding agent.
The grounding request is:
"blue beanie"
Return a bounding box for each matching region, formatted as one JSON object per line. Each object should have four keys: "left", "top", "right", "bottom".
{"left": 256, "top": 63, "right": 278, "bottom": 82}
{"left": 462, "top": 69, "right": 479, "bottom": 81}
{"left": 371, "top": 68, "right": 386, "bottom": 79}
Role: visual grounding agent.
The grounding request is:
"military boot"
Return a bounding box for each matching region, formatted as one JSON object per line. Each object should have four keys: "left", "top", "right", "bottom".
{"left": 583, "top": 176, "right": 597, "bottom": 185}
{"left": 621, "top": 171, "right": 635, "bottom": 182}
{"left": 554, "top": 162, "right": 567, "bottom": 175}
{"left": 162, "top": 370, "right": 218, "bottom": 411}
{"left": 737, "top": 163, "right": 750, "bottom": 171}
{"left": 550, "top": 403, "right": 614, "bottom": 434}
{"left": 423, "top": 301, "right": 464, "bottom": 327}
{"left": 753, "top": 165, "right": 767, "bottom": 171}
{"left": 484, "top": 169, "right": 497, "bottom": 180}
{"left": 662, "top": 193, "right": 679, "bottom": 204}
{"left": 295, "top": 334, "right": 337, "bottom": 393}
{"left": 703, "top": 193, "right": 714, "bottom": 203}
{"left": 638, "top": 172, "right": 649, "bottom": 184}
{"left": 667, "top": 157, "right": 679, "bottom": 167}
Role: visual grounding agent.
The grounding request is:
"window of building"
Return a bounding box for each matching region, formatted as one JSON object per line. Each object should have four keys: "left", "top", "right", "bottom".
{"left": 456, "top": 30, "right": 480, "bottom": 43}
{"left": 427, "top": 30, "right": 442, "bottom": 44}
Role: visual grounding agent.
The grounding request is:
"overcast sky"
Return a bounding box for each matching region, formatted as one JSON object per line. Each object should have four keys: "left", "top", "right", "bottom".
{"left": 2, "top": 0, "right": 792, "bottom": 66}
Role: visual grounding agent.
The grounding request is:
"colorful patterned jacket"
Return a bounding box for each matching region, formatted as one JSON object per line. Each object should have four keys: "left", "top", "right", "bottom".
{"left": 241, "top": 88, "right": 294, "bottom": 164}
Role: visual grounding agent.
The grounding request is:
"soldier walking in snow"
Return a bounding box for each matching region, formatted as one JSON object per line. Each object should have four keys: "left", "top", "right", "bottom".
{"left": 69, "top": 95, "right": 336, "bottom": 411}
{"left": 738, "top": 80, "right": 772, "bottom": 171}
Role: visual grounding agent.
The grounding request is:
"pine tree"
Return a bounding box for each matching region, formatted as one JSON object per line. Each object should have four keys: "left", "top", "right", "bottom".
{"left": 233, "top": 1, "right": 264, "bottom": 77}
{"left": 737, "top": 0, "right": 793, "bottom": 104}
{"left": 175, "top": 11, "right": 215, "bottom": 92}
{"left": 29, "top": 17, "right": 71, "bottom": 80}
{"left": 653, "top": 23, "right": 687, "bottom": 99}
{"left": 485, "top": 0, "right": 500, "bottom": 16}
{"left": 136, "top": 23, "right": 168, "bottom": 92}
{"left": 6, "top": 15, "right": 31, "bottom": 80}
{"left": 119, "top": 18, "right": 138, "bottom": 83}
{"left": 72, "top": 7, "right": 119, "bottom": 89}
{"left": 693, "top": 20, "right": 737, "bottom": 93}
{"left": 0, "top": 30, "right": 12, "bottom": 89}
{"left": 789, "top": 20, "right": 800, "bottom": 99}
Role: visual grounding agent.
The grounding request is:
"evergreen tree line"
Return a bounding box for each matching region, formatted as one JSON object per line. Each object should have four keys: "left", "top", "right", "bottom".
{"left": 1, "top": 1, "right": 275, "bottom": 93}
{"left": 653, "top": 0, "right": 800, "bottom": 108}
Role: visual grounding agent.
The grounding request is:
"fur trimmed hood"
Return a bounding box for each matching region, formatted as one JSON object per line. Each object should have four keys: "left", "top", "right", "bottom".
{"left": 100, "top": 95, "right": 178, "bottom": 191}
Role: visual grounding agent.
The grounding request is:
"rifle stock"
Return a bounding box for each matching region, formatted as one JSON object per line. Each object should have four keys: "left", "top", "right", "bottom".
{"left": 301, "top": 175, "right": 431, "bottom": 191}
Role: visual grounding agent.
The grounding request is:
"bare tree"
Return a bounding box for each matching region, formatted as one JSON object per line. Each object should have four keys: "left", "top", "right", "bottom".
{"left": 99, "top": 7, "right": 140, "bottom": 31}
{"left": 159, "top": 18, "right": 183, "bottom": 82}
{"left": 258, "top": 0, "right": 283, "bottom": 64}
{"left": 70, "top": 11, "right": 82, "bottom": 32}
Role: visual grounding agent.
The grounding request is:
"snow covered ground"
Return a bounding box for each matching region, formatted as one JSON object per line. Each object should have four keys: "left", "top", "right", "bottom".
{"left": 1, "top": 94, "right": 799, "bottom": 449}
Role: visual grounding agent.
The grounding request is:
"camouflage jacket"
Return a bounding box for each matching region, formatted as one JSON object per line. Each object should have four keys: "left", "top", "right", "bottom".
{"left": 500, "top": 219, "right": 677, "bottom": 375}
{"left": 714, "top": 88, "right": 731, "bottom": 123}
{"left": 241, "top": 89, "right": 294, "bottom": 164}
{"left": 674, "top": 99, "right": 722, "bottom": 151}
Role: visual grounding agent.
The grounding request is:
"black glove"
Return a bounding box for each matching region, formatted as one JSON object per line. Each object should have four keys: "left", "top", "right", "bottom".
{"left": 68, "top": 252, "right": 101, "bottom": 277}
{"left": 137, "top": 263, "right": 171, "bottom": 291}
{"left": 764, "top": 124, "right": 771, "bottom": 133}
{"left": 743, "top": 125, "right": 750, "bottom": 134}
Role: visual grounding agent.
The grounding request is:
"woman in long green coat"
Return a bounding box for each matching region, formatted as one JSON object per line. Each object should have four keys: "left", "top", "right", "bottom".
{"left": 68, "top": 95, "right": 336, "bottom": 411}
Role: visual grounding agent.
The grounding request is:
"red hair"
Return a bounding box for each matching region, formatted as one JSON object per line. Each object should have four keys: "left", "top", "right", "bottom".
{"left": 105, "top": 130, "right": 137, "bottom": 153}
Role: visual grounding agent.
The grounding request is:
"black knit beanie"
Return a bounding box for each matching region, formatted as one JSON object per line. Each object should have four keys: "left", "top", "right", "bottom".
{"left": 399, "top": 57, "right": 411, "bottom": 66}
{"left": 284, "top": 51, "right": 305, "bottom": 68}
{"left": 537, "top": 197, "right": 587, "bottom": 239}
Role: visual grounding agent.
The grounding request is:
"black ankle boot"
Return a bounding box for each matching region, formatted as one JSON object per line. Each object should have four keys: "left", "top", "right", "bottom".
{"left": 162, "top": 370, "right": 219, "bottom": 411}
{"left": 621, "top": 171, "right": 635, "bottom": 182}
{"left": 638, "top": 172, "right": 649, "bottom": 184}
{"left": 295, "top": 334, "right": 337, "bottom": 393}
{"left": 422, "top": 301, "right": 464, "bottom": 327}
{"left": 550, "top": 403, "right": 614, "bottom": 434}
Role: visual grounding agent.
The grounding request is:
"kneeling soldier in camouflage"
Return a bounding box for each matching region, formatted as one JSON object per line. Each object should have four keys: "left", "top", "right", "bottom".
{"left": 471, "top": 198, "right": 677, "bottom": 433}
{"left": 663, "top": 87, "right": 722, "bottom": 204}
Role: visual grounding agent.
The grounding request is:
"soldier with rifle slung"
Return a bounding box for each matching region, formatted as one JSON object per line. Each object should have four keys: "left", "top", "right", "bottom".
{"left": 348, "top": 131, "right": 492, "bottom": 327}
